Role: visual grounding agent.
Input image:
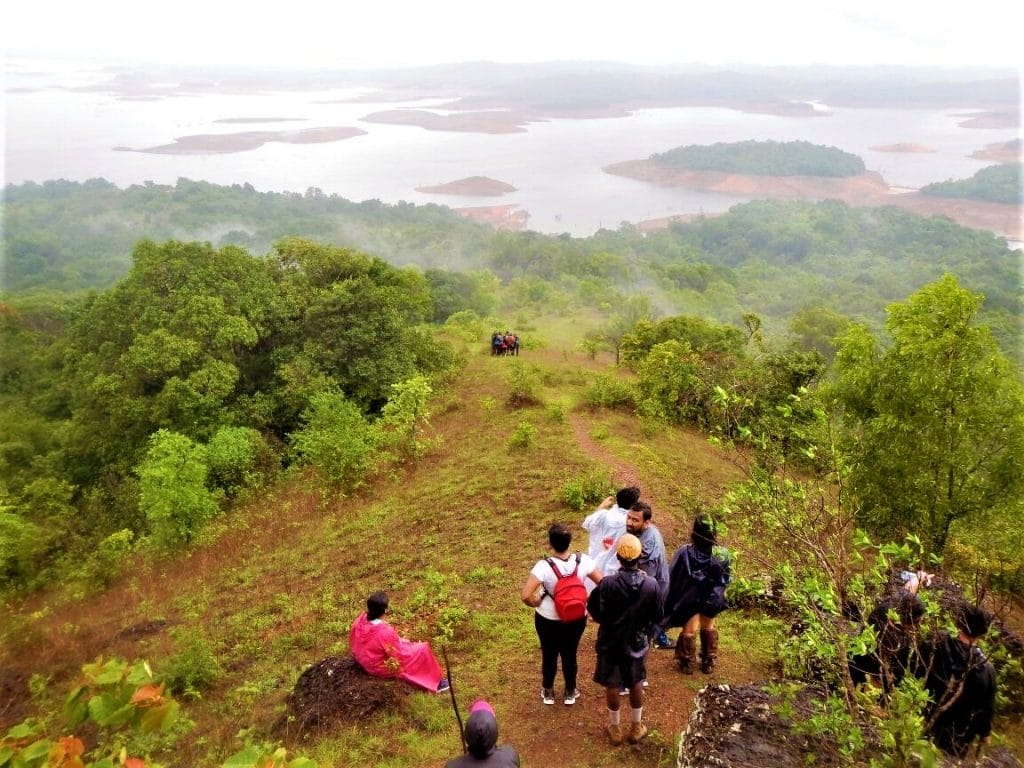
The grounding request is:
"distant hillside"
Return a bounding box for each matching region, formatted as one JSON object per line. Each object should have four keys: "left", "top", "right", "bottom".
{"left": 920, "top": 163, "right": 1023, "bottom": 204}
{"left": 649, "top": 140, "right": 866, "bottom": 177}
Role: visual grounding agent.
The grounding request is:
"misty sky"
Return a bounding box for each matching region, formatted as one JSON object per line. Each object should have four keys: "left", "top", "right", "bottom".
{"left": 4, "top": 0, "right": 1023, "bottom": 70}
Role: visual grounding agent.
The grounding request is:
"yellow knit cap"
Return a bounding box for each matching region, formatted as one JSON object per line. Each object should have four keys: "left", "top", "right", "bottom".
{"left": 617, "top": 533, "right": 642, "bottom": 560}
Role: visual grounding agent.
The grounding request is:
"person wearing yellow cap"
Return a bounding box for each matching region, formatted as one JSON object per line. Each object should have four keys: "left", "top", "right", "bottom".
{"left": 585, "top": 533, "right": 663, "bottom": 746}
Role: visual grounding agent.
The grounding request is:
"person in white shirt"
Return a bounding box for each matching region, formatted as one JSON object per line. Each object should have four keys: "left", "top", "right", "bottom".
{"left": 581, "top": 486, "right": 641, "bottom": 588}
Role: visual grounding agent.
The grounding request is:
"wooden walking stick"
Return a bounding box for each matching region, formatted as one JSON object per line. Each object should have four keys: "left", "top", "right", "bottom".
{"left": 441, "top": 645, "right": 466, "bottom": 754}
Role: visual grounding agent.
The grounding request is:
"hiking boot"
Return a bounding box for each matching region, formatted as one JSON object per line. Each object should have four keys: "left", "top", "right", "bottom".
{"left": 676, "top": 634, "right": 697, "bottom": 674}
{"left": 628, "top": 721, "right": 648, "bottom": 744}
{"left": 700, "top": 628, "right": 719, "bottom": 674}
{"left": 435, "top": 678, "right": 450, "bottom": 693}
{"left": 606, "top": 723, "right": 624, "bottom": 746}
{"left": 563, "top": 688, "right": 580, "bottom": 705}
{"left": 653, "top": 631, "right": 674, "bottom": 650}
{"left": 541, "top": 687, "right": 555, "bottom": 705}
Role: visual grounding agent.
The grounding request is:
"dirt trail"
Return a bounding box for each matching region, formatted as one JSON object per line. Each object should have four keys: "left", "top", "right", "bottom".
{"left": 487, "top": 411, "right": 763, "bottom": 767}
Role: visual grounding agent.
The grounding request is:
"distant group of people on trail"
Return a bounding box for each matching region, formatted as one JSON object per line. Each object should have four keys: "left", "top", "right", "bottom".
{"left": 491, "top": 331, "right": 520, "bottom": 356}
{"left": 346, "top": 482, "right": 1001, "bottom": 762}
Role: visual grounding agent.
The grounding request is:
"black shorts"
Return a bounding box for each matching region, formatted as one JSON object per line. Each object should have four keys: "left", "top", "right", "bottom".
{"left": 593, "top": 650, "right": 647, "bottom": 689}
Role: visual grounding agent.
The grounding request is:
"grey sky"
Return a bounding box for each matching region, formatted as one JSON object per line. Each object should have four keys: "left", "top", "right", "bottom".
{"left": 3, "top": 0, "right": 1022, "bottom": 70}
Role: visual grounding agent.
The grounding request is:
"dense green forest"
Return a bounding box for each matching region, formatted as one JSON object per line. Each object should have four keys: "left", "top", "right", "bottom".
{"left": 4, "top": 179, "right": 1020, "bottom": 360}
{"left": 920, "top": 162, "right": 1023, "bottom": 204}
{"left": 648, "top": 140, "right": 866, "bottom": 176}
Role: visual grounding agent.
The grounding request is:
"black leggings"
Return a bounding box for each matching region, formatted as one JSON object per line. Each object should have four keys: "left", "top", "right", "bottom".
{"left": 534, "top": 613, "right": 587, "bottom": 690}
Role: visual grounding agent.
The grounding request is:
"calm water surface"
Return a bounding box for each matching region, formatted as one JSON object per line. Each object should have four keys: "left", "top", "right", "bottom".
{"left": 4, "top": 60, "right": 1019, "bottom": 236}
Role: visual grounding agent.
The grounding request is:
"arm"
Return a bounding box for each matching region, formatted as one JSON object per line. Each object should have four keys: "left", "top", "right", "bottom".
{"left": 587, "top": 567, "right": 603, "bottom": 585}
{"left": 521, "top": 573, "right": 544, "bottom": 608}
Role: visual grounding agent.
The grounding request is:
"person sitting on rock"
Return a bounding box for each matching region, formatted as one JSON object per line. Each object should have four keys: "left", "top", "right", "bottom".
{"left": 349, "top": 591, "right": 449, "bottom": 693}
{"left": 445, "top": 699, "right": 520, "bottom": 767}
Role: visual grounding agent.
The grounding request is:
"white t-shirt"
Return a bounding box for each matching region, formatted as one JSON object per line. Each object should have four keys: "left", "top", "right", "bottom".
{"left": 529, "top": 552, "right": 597, "bottom": 622}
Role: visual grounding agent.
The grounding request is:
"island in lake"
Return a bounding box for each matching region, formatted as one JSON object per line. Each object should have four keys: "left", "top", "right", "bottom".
{"left": 117, "top": 126, "right": 367, "bottom": 154}
{"left": 416, "top": 176, "right": 517, "bottom": 196}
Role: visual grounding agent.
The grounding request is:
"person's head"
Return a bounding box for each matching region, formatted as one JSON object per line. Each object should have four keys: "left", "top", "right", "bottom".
{"left": 548, "top": 522, "right": 572, "bottom": 554}
{"left": 366, "top": 591, "right": 389, "bottom": 620}
{"left": 464, "top": 700, "right": 498, "bottom": 759}
{"left": 616, "top": 486, "right": 641, "bottom": 510}
{"left": 955, "top": 603, "right": 991, "bottom": 641}
{"left": 691, "top": 514, "right": 717, "bottom": 553}
{"left": 896, "top": 594, "right": 925, "bottom": 628}
{"left": 616, "top": 533, "right": 642, "bottom": 569}
{"left": 626, "top": 501, "right": 651, "bottom": 534}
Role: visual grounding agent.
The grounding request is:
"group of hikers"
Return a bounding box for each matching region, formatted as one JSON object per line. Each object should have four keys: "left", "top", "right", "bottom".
{"left": 347, "top": 484, "right": 999, "bottom": 763}
{"left": 490, "top": 331, "right": 520, "bottom": 356}
{"left": 520, "top": 486, "right": 729, "bottom": 747}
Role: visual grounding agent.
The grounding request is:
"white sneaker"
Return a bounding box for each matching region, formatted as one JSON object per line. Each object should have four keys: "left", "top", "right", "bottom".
{"left": 541, "top": 687, "right": 555, "bottom": 705}
{"left": 564, "top": 688, "right": 580, "bottom": 705}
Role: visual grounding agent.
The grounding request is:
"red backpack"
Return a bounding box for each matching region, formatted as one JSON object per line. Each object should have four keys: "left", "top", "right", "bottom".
{"left": 546, "top": 553, "right": 588, "bottom": 622}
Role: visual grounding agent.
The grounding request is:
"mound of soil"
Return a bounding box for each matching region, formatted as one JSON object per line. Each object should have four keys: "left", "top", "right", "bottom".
{"left": 678, "top": 683, "right": 845, "bottom": 767}
{"left": 280, "top": 656, "right": 407, "bottom": 736}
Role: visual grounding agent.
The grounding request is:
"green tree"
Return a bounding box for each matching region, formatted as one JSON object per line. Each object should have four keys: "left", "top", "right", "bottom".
{"left": 288, "top": 391, "right": 379, "bottom": 490}
{"left": 831, "top": 274, "right": 1024, "bottom": 551}
{"left": 137, "top": 429, "right": 219, "bottom": 547}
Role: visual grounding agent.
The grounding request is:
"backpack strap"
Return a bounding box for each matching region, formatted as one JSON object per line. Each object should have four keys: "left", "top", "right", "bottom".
{"left": 571, "top": 552, "right": 581, "bottom": 577}
{"left": 546, "top": 557, "right": 563, "bottom": 581}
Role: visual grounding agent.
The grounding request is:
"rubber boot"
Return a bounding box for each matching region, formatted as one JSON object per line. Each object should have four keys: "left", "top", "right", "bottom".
{"left": 700, "top": 628, "right": 719, "bottom": 673}
{"left": 676, "top": 634, "right": 697, "bottom": 674}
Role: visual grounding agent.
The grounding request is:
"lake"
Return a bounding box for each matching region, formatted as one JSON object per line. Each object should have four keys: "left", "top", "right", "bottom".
{"left": 4, "top": 58, "right": 1019, "bottom": 236}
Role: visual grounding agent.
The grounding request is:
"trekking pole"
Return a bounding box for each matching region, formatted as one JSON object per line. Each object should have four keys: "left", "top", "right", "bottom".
{"left": 441, "top": 645, "right": 466, "bottom": 754}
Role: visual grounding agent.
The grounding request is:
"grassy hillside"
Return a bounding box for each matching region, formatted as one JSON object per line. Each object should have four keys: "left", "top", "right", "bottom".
{"left": 0, "top": 323, "right": 780, "bottom": 767}
{"left": 2, "top": 323, "right": 1021, "bottom": 766}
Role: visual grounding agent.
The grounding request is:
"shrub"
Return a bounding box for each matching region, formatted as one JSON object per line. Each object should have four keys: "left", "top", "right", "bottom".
{"left": 163, "top": 630, "right": 223, "bottom": 699}
{"left": 508, "top": 421, "right": 537, "bottom": 450}
{"left": 289, "top": 391, "right": 379, "bottom": 490}
{"left": 561, "top": 472, "right": 612, "bottom": 511}
{"left": 137, "top": 430, "right": 219, "bottom": 548}
{"left": 506, "top": 361, "right": 542, "bottom": 407}
{"left": 205, "top": 426, "right": 264, "bottom": 498}
{"left": 584, "top": 373, "right": 636, "bottom": 409}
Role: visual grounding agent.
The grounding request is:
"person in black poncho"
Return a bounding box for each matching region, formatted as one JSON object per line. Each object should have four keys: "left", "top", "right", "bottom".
{"left": 659, "top": 514, "right": 730, "bottom": 673}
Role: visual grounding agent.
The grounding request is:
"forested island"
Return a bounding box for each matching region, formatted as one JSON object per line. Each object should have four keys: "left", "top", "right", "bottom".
{"left": 920, "top": 162, "right": 1023, "bottom": 204}
{"left": 649, "top": 140, "right": 866, "bottom": 177}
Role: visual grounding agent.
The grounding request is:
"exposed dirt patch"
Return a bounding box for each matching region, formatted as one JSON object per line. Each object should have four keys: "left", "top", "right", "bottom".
{"left": 279, "top": 656, "right": 408, "bottom": 737}
{"left": 417, "top": 176, "right": 518, "bottom": 197}
{"left": 0, "top": 669, "right": 30, "bottom": 726}
{"left": 452, "top": 204, "right": 529, "bottom": 231}
{"left": 114, "top": 619, "right": 169, "bottom": 641}
{"left": 680, "top": 684, "right": 845, "bottom": 767}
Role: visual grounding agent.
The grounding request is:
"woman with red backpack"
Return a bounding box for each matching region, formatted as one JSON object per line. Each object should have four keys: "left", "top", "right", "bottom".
{"left": 520, "top": 523, "right": 603, "bottom": 706}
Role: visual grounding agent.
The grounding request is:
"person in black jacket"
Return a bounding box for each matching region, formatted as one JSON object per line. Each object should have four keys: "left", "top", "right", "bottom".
{"left": 659, "top": 514, "right": 730, "bottom": 673}
{"left": 915, "top": 602, "right": 997, "bottom": 759}
{"left": 586, "top": 533, "right": 662, "bottom": 746}
{"left": 445, "top": 700, "right": 520, "bottom": 768}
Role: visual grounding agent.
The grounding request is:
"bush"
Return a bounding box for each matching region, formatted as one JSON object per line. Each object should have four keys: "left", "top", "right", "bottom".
{"left": 506, "top": 361, "right": 542, "bottom": 407}
{"left": 561, "top": 471, "right": 612, "bottom": 511}
{"left": 584, "top": 373, "right": 636, "bottom": 409}
{"left": 205, "top": 426, "right": 265, "bottom": 498}
{"left": 163, "top": 630, "right": 223, "bottom": 699}
{"left": 289, "top": 391, "right": 379, "bottom": 490}
{"left": 508, "top": 421, "right": 537, "bottom": 450}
